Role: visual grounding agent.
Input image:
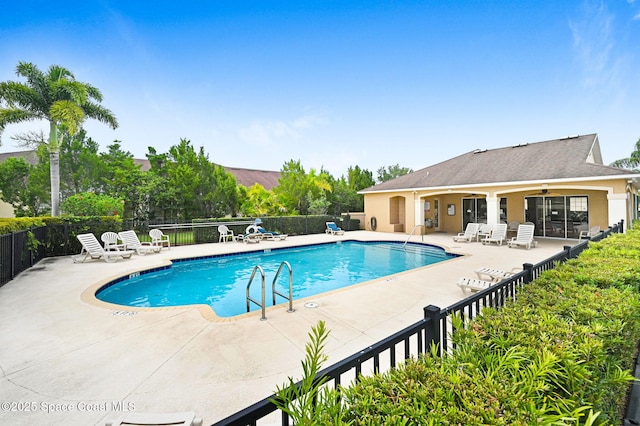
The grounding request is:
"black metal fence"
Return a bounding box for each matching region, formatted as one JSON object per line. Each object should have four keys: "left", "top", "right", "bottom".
{"left": 211, "top": 221, "right": 623, "bottom": 426}
{"left": 0, "top": 226, "right": 47, "bottom": 288}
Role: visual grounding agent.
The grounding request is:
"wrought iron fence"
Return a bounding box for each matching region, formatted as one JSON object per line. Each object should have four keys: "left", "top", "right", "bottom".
{"left": 0, "top": 226, "right": 47, "bottom": 287}
{"left": 211, "top": 221, "right": 623, "bottom": 426}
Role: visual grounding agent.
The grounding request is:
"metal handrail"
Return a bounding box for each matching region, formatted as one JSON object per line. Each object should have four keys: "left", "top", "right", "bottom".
{"left": 403, "top": 224, "right": 424, "bottom": 247}
{"left": 246, "top": 265, "right": 267, "bottom": 320}
{"left": 272, "top": 261, "right": 295, "bottom": 313}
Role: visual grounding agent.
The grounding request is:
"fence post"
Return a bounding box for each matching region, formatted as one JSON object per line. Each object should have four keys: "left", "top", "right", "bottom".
{"left": 523, "top": 263, "right": 534, "bottom": 284}
{"left": 563, "top": 245, "right": 572, "bottom": 261}
{"left": 423, "top": 305, "right": 441, "bottom": 356}
{"left": 10, "top": 231, "right": 15, "bottom": 280}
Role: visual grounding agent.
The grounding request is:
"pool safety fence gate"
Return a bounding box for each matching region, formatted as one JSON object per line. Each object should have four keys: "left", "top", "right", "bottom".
{"left": 0, "top": 226, "right": 47, "bottom": 288}
{"left": 210, "top": 221, "right": 624, "bottom": 426}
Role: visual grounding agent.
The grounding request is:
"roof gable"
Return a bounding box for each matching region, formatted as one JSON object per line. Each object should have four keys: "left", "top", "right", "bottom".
{"left": 362, "top": 134, "right": 634, "bottom": 192}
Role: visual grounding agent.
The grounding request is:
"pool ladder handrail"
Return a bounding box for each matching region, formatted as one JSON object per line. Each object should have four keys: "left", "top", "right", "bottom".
{"left": 246, "top": 262, "right": 295, "bottom": 321}
{"left": 272, "top": 261, "right": 295, "bottom": 313}
{"left": 403, "top": 224, "right": 425, "bottom": 248}
{"left": 246, "top": 265, "right": 267, "bottom": 320}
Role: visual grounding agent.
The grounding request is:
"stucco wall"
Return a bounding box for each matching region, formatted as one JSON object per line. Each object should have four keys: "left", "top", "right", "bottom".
{"left": 0, "top": 200, "right": 15, "bottom": 218}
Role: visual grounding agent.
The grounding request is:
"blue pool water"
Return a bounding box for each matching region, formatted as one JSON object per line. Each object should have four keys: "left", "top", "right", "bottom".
{"left": 96, "top": 241, "right": 458, "bottom": 317}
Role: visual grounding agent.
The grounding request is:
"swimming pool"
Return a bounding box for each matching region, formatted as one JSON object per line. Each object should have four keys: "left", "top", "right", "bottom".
{"left": 96, "top": 241, "right": 459, "bottom": 318}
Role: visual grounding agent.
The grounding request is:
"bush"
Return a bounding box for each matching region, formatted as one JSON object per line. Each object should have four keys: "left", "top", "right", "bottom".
{"left": 61, "top": 192, "right": 124, "bottom": 216}
{"left": 293, "top": 227, "right": 640, "bottom": 424}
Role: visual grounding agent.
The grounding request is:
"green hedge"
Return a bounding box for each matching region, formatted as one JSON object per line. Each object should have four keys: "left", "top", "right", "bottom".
{"left": 338, "top": 228, "right": 640, "bottom": 424}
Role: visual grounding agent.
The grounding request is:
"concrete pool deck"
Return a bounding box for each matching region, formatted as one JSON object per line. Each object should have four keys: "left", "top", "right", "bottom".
{"left": 0, "top": 231, "right": 571, "bottom": 425}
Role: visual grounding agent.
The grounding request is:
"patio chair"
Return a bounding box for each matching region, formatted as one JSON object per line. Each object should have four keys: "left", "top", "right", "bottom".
{"left": 507, "top": 221, "right": 520, "bottom": 237}
{"left": 507, "top": 224, "right": 537, "bottom": 249}
{"left": 457, "top": 277, "right": 495, "bottom": 293}
{"left": 237, "top": 226, "right": 262, "bottom": 244}
{"left": 481, "top": 223, "right": 508, "bottom": 246}
{"left": 100, "top": 231, "right": 124, "bottom": 251}
{"left": 105, "top": 411, "right": 202, "bottom": 426}
{"left": 579, "top": 225, "right": 601, "bottom": 240}
{"left": 73, "top": 233, "right": 134, "bottom": 263}
{"left": 118, "top": 230, "right": 161, "bottom": 255}
{"left": 477, "top": 223, "right": 492, "bottom": 241}
{"left": 452, "top": 223, "right": 480, "bottom": 243}
{"left": 254, "top": 225, "right": 287, "bottom": 241}
{"left": 474, "top": 266, "right": 521, "bottom": 282}
{"left": 326, "top": 221, "right": 345, "bottom": 235}
{"left": 218, "top": 225, "right": 235, "bottom": 243}
{"left": 149, "top": 229, "right": 170, "bottom": 249}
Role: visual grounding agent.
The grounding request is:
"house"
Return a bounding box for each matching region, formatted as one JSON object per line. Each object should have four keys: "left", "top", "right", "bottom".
{"left": 359, "top": 134, "right": 640, "bottom": 238}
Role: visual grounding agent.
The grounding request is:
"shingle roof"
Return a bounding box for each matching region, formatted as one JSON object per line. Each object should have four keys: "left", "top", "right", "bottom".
{"left": 0, "top": 150, "right": 39, "bottom": 165}
{"left": 361, "top": 134, "right": 635, "bottom": 192}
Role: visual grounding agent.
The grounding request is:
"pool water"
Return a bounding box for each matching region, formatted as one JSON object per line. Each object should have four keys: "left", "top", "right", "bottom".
{"left": 96, "top": 241, "right": 458, "bottom": 317}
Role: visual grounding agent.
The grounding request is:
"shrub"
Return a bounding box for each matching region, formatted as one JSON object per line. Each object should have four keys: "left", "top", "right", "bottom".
{"left": 61, "top": 192, "right": 124, "bottom": 216}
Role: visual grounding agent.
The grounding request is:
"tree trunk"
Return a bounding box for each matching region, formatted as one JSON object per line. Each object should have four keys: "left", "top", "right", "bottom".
{"left": 49, "top": 150, "right": 60, "bottom": 216}
{"left": 49, "top": 121, "right": 60, "bottom": 216}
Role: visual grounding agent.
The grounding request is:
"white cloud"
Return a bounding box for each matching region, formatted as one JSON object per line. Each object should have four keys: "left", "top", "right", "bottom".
{"left": 569, "top": 1, "right": 615, "bottom": 88}
{"left": 237, "top": 113, "right": 326, "bottom": 146}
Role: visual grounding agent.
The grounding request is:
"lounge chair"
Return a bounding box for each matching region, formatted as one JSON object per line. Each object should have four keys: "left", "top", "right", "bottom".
{"left": 118, "top": 230, "right": 161, "bottom": 255}
{"left": 481, "top": 223, "right": 508, "bottom": 246}
{"left": 149, "top": 229, "right": 170, "bottom": 249}
{"left": 218, "top": 225, "right": 236, "bottom": 243}
{"left": 457, "top": 277, "right": 495, "bottom": 293}
{"left": 73, "top": 233, "right": 134, "bottom": 263}
{"left": 254, "top": 225, "right": 287, "bottom": 240}
{"left": 237, "top": 226, "right": 262, "bottom": 244}
{"left": 507, "top": 221, "right": 520, "bottom": 237}
{"left": 105, "top": 411, "right": 203, "bottom": 426}
{"left": 325, "top": 221, "right": 345, "bottom": 235}
{"left": 507, "top": 224, "right": 537, "bottom": 249}
{"left": 579, "top": 225, "right": 601, "bottom": 239}
{"left": 474, "top": 266, "right": 521, "bottom": 282}
{"left": 477, "top": 223, "right": 492, "bottom": 241}
{"left": 452, "top": 223, "right": 480, "bottom": 243}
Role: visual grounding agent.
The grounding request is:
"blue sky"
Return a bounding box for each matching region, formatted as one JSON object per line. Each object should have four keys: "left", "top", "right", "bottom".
{"left": 1, "top": 1, "right": 639, "bottom": 177}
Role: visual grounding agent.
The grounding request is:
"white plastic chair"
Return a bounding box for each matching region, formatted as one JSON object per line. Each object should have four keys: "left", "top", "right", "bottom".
{"left": 218, "top": 225, "right": 235, "bottom": 243}
{"left": 149, "top": 229, "right": 170, "bottom": 249}
{"left": 452, "top": 223, "right": 480, "bottom": 243}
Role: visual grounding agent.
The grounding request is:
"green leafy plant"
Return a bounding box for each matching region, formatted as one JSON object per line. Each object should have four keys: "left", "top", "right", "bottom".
{"left": 61, "top": 192, "right": 123, "bottom": 216}
{"left": 272, "top": 320, "right": 351, "bottom": 425}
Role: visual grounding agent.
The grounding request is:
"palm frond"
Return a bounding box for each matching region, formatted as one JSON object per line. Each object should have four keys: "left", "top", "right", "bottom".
{"left": 82, "top": 102, "right": 118, "bottom": 129}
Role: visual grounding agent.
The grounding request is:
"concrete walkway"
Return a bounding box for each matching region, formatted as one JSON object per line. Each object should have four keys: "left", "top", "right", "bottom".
{"left": 0, "top": 231, "right": 570, "bottom": 425}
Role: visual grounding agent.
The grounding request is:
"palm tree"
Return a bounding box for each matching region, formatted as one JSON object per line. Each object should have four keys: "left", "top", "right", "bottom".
{"left": 610, "top": 138, "right": 640, "bottom": 171}
{"left": 0, "top": 61, "right": 118, "bottom": 216}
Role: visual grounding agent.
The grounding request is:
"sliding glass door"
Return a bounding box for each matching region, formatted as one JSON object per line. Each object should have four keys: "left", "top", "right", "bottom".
{"left": 525, "top": 195, "right": 589, "bottom": 238}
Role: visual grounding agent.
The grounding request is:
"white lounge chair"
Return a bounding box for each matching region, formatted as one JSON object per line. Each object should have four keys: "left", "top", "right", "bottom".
{"left": 474, "top": 266, "right": 521, "bottom": 282}
{"left": 118, "top": 230, "right": 161, "bottom": 255}
{"left": 326, "top": 221, "right": 345, "bottom": 235}
{"left": 237, "top": 226, "right": 262, "bottom": 244}
{"left": 218, "top": 225, "right": 235, "bottom": 243}
{"left": 253, "top": 225, "right": 287, "bottom": 241}
{"left": 452, "top": 223, "right": 480, "bottom": 243}
{"left": 105, "top": 411, "right": 203, "bottom": 426}
{"left": 457, "top": 277, "right": 495, "bottom": 293}
{"left": 477, "top": 223, "right": 493, "bottom": 241}
{"left": 481, "top": 223, "right": 508, "bottom": 246}
{"left": 149, "top": 229, "right": 170, "bottom": 249}
{"left": 579, "top": 225, "right": 601, "bottom": 239}
{"left": 73, "top": 233, "right": 134, "bottom": 263}
{"left": 507, "top": 224, "right": 537, "bottom": 249}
